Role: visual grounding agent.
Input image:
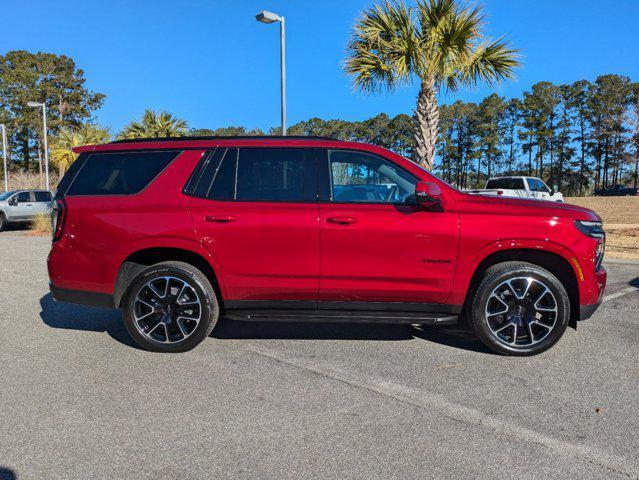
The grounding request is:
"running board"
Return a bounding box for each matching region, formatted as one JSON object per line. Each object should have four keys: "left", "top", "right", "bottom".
{"left": 224, "top": 309, "right": 458, "bottom": 326}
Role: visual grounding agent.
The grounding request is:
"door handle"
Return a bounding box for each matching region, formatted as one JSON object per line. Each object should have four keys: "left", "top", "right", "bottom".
{"left": 326, "top": 216, "right": 357, "bottom": 225}
{"left": 204, "top": 215, "right": 236, "bottom": 223}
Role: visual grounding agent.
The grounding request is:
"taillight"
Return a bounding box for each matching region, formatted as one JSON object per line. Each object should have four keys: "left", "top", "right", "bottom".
{"left": 51, "top": 199, "right": 65, "bottom": 242}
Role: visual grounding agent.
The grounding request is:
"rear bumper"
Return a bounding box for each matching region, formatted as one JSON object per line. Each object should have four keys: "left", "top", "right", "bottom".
{"left": 49, "top": 283, "right": 115, "bottom": 309}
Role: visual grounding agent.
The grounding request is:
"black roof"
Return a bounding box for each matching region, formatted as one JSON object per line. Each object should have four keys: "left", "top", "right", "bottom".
{"left": 110, "top": 135, "right": 338, "bottom": 144}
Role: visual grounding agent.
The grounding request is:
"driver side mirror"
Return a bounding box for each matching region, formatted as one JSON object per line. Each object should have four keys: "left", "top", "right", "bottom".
{"left": 415, "top": 181, "right": 443, "bottom": 208}
{"left": 8, "top": 197, "right": 17, "bottom": 206}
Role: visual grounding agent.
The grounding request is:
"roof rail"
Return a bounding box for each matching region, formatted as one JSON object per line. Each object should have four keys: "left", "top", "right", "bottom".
{"left": 109, "top": 135, "right": 339, "bottom": 144}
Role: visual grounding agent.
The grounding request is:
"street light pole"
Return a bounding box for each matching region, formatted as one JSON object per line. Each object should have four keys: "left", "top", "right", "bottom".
{"left": 256, "top": 10, "right": 287, "bottom": 135}
{"left": 279, "top": 16, "right": 286, "bottom": 136}
{"left": 0, "top": 124, "right": 8, "bottom": 192}
{"left": 42, "top": 106, "right": 49, "bottom": 191}
{"left": 27, "top": 101, "right": 50, "bottom": 191}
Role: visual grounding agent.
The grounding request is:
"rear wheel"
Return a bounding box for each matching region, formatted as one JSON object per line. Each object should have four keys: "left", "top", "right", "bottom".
{"left": 468, "top": 261, "right": 570, "bottom": 356}
{"left": 122, "top": 261, "right": 219, "bottom": 352}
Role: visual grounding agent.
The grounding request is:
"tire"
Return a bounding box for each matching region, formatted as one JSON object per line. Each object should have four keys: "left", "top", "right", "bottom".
{"left": 0, "top": 213, "right": 5, "bottom": 232}
{"left": 467, "top": 261, "right": 570, "bottom": 356}
{"left": 121, "top": 261, "right": 219, "bottom": 353}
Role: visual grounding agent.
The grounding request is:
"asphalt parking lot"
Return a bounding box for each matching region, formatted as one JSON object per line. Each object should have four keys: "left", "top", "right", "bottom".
{"left": 0, "top": 232, "right": 638, "bottom": 480}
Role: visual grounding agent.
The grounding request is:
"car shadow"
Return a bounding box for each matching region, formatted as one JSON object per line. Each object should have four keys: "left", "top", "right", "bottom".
{"left": 39, "top": 293, "right": 141, "bottom": 349}
{"left": 629, "top": 277, "right": 639, "bottom": 288}
{"left": 212, "top": 317, "right": 492, "bottom": 354}
{"left": 39, "top": 293, "right": 489, "bottom": 353}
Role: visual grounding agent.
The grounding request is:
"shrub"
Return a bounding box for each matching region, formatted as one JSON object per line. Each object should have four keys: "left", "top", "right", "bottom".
{"left": 29, "top": 213, "right": 52, "bottom": 236}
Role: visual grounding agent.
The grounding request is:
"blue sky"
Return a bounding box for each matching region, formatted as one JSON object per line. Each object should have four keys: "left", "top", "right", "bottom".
{"left": 2, "top": 0, "right": 638, "bottom": 134}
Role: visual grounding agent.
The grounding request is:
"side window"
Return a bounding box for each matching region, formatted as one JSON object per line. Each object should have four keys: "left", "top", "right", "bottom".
{"left": 329, "top": 150, "right": 417, "bottom": 203}
{"left": 16, "top": 192, "right": 31, "bottom": 203}
{"left": 55, "top": 152, "right": 87, "bottom": 198}
{"left": 187, "top": 148, "right": 237, "bottom": 201}
{"left": 66, "top": 151, "right": 179, "bottom": 196}
{"left": 236, "top": 148, "right": 317, "bottom": 202}
{"left": 528, "top": 179, "right": 550, "bottom": 193}
{"left": 210, "top": 149, "right": 237, "bottom": 200}
{"left": 35, "top": 191, "right": 52, "bottom": 202}
{"left": 192, "top": 149, "right": 226, "bottom": 198}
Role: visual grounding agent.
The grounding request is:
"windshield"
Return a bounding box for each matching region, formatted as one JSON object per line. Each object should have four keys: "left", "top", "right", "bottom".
{"left": 485, "top": 178, "right": 525, "bottom": 190}
{"left": 410, "top": 160, "right": 460, "bottom": 190}
{"left": 0, "top": 191, "right": 16, "bottom": 201}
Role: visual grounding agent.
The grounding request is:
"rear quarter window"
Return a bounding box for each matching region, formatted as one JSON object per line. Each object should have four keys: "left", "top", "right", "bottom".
{"left": 34, "top": 191, "right": 52, "bottom": 202}
{"left": 485, "top": 178, "right": 524, "bottom": 190}
{"left": 65, "top": 151, "right": 179, "bottom": 196}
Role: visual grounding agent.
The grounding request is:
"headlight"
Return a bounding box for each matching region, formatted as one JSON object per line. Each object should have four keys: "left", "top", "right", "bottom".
{"left": 574, "top": 220, "right": 605, "bottom": 270}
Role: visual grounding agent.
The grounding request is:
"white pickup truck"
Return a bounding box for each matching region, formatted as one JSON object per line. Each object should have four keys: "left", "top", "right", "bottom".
{"left": 465, "top": 176, "right": 564, "bottom": 202}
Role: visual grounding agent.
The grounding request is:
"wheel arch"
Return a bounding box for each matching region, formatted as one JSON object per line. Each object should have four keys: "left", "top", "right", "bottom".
{"left": 114, "top": 247, "right": 224, "bottom": 309}
{"left": 464, "top": 248, "right": 580, "bottom": 328}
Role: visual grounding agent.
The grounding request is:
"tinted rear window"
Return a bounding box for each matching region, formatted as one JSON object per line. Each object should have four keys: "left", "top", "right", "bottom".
{"left": 55, "top": 153, "right": 87, "bottom": 198}
{"left": 236, "top": 148, "right": 317, "bottom": 201}
{"left": 485, "top": 178, "right": 524, "bottom": 190}
{"left": 188, "top": 148, "right": 237, "bottom": 201}
{"left": 66, "top": 151, "right": 179, "bottom": 196}
{"left": 210, "top": 149, "right": 237, "bottom": 200}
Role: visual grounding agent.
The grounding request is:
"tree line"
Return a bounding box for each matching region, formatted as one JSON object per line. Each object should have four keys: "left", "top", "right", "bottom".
{"left": 2, "top": 51, "right": 638, "bottom": 194}
{"left": 437, "top": 75, "right": 639, "bottom": 194}
{"left": 196, "top": 75, "right": 639, "bottom": 194}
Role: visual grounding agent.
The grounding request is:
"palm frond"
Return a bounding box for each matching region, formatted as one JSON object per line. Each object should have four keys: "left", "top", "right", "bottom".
{"left": 118, "top": 109, "right": 187, "bottom": 139}
{"left": 345, "top": 1, "right": 418, "bottom": 93}
{"left": 462, "top": 37, "right": 520, "bottom": 88}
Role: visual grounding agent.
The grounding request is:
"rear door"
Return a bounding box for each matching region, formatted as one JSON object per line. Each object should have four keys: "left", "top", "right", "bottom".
{"left": 189, "top": 147, "right": 321, "bottom": 303}
{"left": 318, "top": 149, "right": 458, "bottom": 306}
{"left": 33, "top": 191, "right": 52, "bottom": 215}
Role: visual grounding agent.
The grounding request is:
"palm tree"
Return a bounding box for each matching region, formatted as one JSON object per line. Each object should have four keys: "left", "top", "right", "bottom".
{"left": 345, "top": 0, "right": 519, "bottom": 170}
{"left": 50, "top": 124, "right": 110, "bottom": 174}
{"left": 118, "top": 109, "right": 188, "bottom": 140}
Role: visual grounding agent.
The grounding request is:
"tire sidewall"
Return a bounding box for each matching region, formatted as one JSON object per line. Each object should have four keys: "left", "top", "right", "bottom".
{"left": 122, "top": 264, "right": 217, "bottom": 353}
{"left": 471, "top": 265, "right": 570, "bottom": 356}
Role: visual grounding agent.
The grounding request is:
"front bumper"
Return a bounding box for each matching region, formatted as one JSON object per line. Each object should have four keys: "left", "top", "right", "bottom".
{"left": 578, "top": 265, "right": 606, "bottom": 320}
{"left": 579, "top": 299, "right": 602, "bottom": 320}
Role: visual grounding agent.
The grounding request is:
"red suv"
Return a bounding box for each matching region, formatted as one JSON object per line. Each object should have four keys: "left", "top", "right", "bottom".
{"left": 47, "top": 136, "right": 606, "bottom": 355}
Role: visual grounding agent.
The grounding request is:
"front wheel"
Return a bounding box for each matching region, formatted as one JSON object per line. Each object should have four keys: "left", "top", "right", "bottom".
{"left": 468, "top": 261, "right": 570, "bottom": 356}
{"left": 122, "top": 261, "right": 219, "bottom": 353}
{"left": 0, "top": 213, "right": 6, "bottom": 232}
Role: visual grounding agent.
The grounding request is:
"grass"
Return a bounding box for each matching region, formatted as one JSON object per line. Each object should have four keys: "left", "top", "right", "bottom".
{"left": 28, "top": 213, "right": 52, "bottom": 236}
{"left": 564, "top": 196, "right": 639, "bottom": 225}
{"left": 565, "top": 196, "right": 639, "bottom": 259}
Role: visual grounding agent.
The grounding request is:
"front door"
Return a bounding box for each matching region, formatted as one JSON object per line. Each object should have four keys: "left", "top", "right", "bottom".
{"left": 189, "top": 147, "right": 321, "bottom": 303}
{"left": 318, "top": 149, "right": 458, "bottom": 306}
{"left": 10, "top": 191, "right": 34, "bottom": 220}
{"left": 527, "top": 178, "right": 551, "bottom": 200}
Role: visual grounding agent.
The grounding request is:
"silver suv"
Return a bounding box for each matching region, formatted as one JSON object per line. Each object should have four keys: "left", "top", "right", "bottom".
{"left": 0, "top": 190, "right": 53, "bottom": 231}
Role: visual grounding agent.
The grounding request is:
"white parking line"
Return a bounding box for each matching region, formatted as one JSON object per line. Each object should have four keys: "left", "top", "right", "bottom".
{"left": 248, "top": 346, "right": 639, "bottom": 478}
{"left": 603, "top": 286, "right": 639, "bottom": 303}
